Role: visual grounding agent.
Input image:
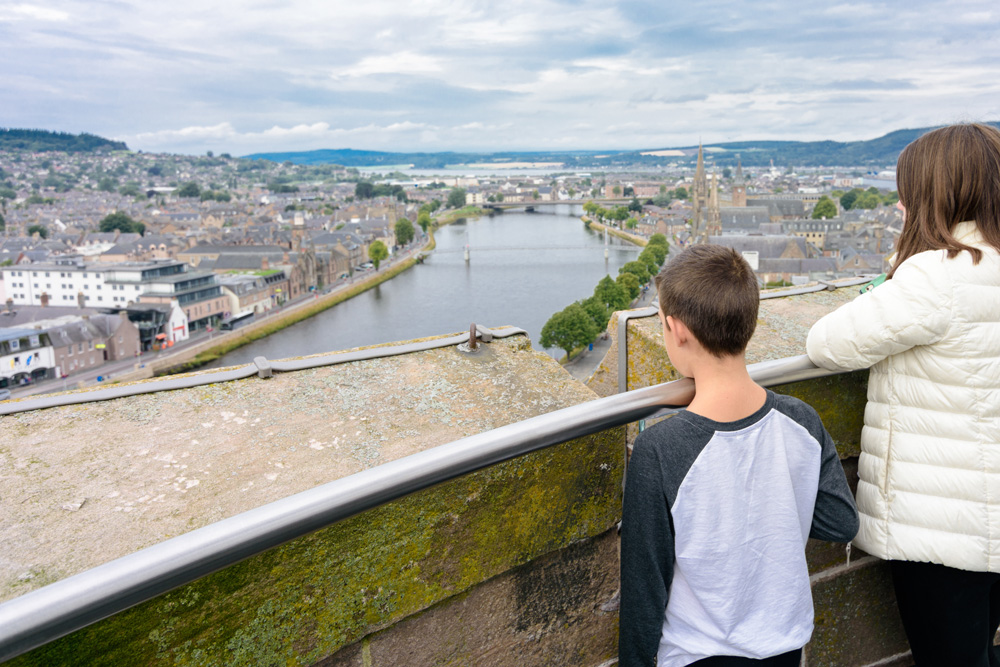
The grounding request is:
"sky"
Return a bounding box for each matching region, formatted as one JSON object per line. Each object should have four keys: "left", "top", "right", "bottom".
{"left": 3, "top": 0, "right": 1000, "bottom": 156}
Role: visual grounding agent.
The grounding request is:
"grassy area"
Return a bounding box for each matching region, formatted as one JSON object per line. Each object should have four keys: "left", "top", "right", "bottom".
{"left": 583, "top": 217, "right": 648, "bottom": 247}
{"left": 434, "top": 206, "right": 486, "bottom": 226}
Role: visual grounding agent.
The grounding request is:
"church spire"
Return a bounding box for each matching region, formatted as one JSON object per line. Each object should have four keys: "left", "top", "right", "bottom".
{"left": 732, "top": 153, "right": 747, "bottom": 208}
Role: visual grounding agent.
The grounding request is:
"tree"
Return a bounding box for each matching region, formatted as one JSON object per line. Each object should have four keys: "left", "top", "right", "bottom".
{"left": 628, "top": 197, "right": 642, "bottom": 213}
{"left": 811, "top": 196, "right": 838, "bottom": 220}
{"left": 395, "top": 218, "right": 415, "bottom": 246}
{"left": 540, "top": 303, "right": 598, "bottom": 360}
{"left": 97, "top": 176, "right": 117, "bottom": 192}
{"left": 579, "top": 295, "right": 611, "bottom": 330}
{"left": 638, "top": 247, "right": 660, "bottom": 274}
{"left": 0, "top": 212, "right": 4, "bottom": 231}
{"left": 417, "top": 211, "right": 432, "bottom": 233}
{"left": 854, "top": 191, "right": 880, "bottom": 209}
{"left": 176, "top": 181, "right": 201, "bottom": 198}
{"left": 447, "top": 187, "right": 467, "bottom": 208}
{"left": 648, "top": 233, "right": 669, "bottom": 248}
{"left": 616, "top": 272, "right": 640, "bottom": 299}
{"left": 27, "top": 224, "right": 48, "bottom": 239}
{"left": 99, "top": 211, "right": 145, "bottom": 235}
{"left": 354, "top": 181, "right": 374, "bottom": 199}
{"left": 612, "top": 185, "right": 622, "bottom": 197}
{"left": 626, "top": 218, "right": 638, "bottom": 230}
{"left": 368, "top": 240, "right": 389, "bottom": 270}
{"left": 119, "top": 183, "right": 144, "bottom": 198}
{"left": 620, "top": 260, "right": 651, "bottom": 284}
{"left": 593, "top": 275, "right": 629, "bottom": 311}
{"left": 642, "top": 242, "right": 667, "bottom": 267}
{"left": 839, "top": 188, "right": 861, "bottom": 210}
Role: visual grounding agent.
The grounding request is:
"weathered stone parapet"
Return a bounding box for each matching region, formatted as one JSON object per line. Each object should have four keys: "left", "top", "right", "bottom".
{"left": 586, "top": 281, "right": 912, "bottom": 667}
{"left": 4, "top": 330, "right": 624, "bottom": 666}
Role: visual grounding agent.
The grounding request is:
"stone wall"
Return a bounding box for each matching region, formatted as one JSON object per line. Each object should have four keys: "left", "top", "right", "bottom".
{"left": 4, "top": 331, "right": 623, "bottom": 666}
{"left": 586, "top": 282, "right": 912, "bottom": 667}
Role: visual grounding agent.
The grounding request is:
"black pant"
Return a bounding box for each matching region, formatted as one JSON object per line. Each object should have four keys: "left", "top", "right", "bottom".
{"left": 891, "top": 560, "right": 1000, "bottom": 667}
{"left": 690, "top": 649, "right": 802, "bottom": 666}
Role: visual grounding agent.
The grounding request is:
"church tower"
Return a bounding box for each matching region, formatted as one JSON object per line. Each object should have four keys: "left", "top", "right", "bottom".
{"left": 732, "top": 155, "right": 747, "bottom": 208}
{"left": 691, "top": 143, "right": 710, "bottom": 243}
{"left": 708, "top": 172, "right": 722, "bottom": 237}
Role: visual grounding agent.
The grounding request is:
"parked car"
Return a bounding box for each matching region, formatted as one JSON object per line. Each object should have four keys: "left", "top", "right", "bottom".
{"left": 0, "top": 388, "right": 11, "bottom": 401}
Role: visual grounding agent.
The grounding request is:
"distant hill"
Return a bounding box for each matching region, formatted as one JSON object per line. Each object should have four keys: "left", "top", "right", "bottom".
{"left": 241, "top": 147, "right": 608, "bottom": 169}
{"left": 245, "top": 122, "right": 1000, "bottom": 169}
{"left": 0, "top": 128, "right": 128, "bottom": 153}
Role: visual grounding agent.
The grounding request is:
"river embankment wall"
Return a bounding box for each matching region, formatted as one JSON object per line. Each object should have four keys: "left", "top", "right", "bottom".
{"left": 113, "top": 207, "right": 488, "bottom": 382}
{"left": 581, "top": 216, "right": 649, "bottom": 246}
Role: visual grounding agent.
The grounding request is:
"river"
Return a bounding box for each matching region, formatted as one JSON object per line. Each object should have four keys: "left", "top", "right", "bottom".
{"left": 206, "top": 205, "right": 639, "bottom": 367}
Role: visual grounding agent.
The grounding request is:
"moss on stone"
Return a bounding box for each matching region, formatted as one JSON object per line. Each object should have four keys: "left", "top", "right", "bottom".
{"left": 10, "top": 426, "right": 624, "bottom": 667}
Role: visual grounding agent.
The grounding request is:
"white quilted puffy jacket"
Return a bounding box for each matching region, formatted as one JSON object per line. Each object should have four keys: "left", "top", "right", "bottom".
{"left": 806, "top": 221, "right": 1000, "bottom": 572}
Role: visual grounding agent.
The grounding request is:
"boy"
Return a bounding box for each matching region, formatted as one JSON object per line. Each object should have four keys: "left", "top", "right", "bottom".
{"left": 619, "top": 244, "right": 858, "bottom": 667}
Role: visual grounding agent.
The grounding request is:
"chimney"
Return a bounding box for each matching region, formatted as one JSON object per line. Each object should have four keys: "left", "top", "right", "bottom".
{"left": 40, "top": 292, "right": 49, "bottom": 308}
{"left": 77, "top": 292, "right": 86, "bottom": 309}
{"left": 261, "top": 257, "right": 269, "bottom": 270}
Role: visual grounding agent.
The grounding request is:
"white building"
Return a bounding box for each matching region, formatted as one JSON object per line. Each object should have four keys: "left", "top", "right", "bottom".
{"left": 0, "top": 259, "right": 192, "bottom": 309}
{"left": 0, "top": 328, "right": 55, "bottom": 387}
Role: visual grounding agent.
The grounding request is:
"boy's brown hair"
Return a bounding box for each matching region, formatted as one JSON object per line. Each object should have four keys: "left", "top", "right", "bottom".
{"left": 891, "top": 122, "right": 1000, "bottom": 278}
{"left": 654, "top": 244, "right": 759, "bottom": 357}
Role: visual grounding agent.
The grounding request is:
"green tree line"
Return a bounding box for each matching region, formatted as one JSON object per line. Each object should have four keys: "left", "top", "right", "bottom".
{"left": 540, "top": 234, "right": 670, "bottom": 359}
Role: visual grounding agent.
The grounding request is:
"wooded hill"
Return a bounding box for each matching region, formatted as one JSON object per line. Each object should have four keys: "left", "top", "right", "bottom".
{"left": 0, "top": 129, "right": 128, "bottom": 153}
{"left": 245, "top": 122, "right": 1000, "bottom": 169}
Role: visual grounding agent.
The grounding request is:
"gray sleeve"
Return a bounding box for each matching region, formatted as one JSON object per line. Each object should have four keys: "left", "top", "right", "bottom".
{"left": 810, "top": 422, "right": 859, "bottom": 543}
{"left": 619, "top": 431, "right": 673, "bottom": 667}
{"left": 772, "top": 394, "right": 859, "bottom": 542}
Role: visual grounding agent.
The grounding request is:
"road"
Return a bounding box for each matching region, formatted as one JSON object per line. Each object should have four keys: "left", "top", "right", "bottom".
{"left": 4, "top": 239, "right": 427, "bottom": 401}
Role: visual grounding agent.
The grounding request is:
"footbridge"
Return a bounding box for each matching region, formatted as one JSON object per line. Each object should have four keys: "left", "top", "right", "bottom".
{"left": 483, "top": 198, "right": 633, "bottom": 211}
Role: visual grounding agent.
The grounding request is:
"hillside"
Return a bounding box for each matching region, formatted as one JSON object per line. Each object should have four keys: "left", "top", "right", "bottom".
{"left": 0, "top": 129, "right": 128, "bottom": 153}
{"left": 244, "top": 122, "right": 1000, "bottom": 169}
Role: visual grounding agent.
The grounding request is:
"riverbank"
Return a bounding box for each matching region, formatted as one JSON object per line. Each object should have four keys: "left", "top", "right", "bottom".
{"left": 582, "top": 217, "right": 649, "bottom": 246}
{"left": 146, "top": 206, "right": 488, "bottom": 376}
{"left": 547, "top": 216, "right": 652, "bottom": 379}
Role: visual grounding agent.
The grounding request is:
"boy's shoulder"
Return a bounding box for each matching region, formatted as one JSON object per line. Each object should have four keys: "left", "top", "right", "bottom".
{"left": 768, "top": 392, "right": 828, "bottom": 441}
{"left": 635, "top": 392, "right": 827, "bottom": 453}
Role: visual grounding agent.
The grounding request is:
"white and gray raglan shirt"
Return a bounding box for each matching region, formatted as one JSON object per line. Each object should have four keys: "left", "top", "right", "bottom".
{"left": 619, "top": 390, "right": 858, "bottom": 667}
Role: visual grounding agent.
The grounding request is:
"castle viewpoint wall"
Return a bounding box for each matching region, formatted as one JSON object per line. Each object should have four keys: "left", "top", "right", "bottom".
{"left": 3, "top": 331, "right": 624, "bottom": 666}
{"left": 586, "top": 281, "right": 912, "bottom": 667}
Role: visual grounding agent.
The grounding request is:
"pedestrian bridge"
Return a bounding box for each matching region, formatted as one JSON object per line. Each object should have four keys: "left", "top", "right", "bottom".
{"left": 0, "top": 278, "right": 913, "bottom": 666}
{"left": 483, "top": 198, "right": 633, "bottom": 210}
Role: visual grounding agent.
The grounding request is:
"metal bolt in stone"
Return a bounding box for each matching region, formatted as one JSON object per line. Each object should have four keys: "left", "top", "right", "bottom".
{"left": 469, "top": 323, "right": 478, "bottom": 350}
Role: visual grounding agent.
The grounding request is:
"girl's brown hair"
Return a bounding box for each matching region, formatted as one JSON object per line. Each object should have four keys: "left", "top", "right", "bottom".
{"left": 890, "top": 123, "right": 1000, "bottom": 278}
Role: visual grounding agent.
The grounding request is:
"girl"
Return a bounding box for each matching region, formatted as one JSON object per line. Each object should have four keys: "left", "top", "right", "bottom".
{"left": 807, "top": 123, "right": 1000, "bottom": 666}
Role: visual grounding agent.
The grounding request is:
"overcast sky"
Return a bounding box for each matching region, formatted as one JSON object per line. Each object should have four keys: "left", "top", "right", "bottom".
{"left": 3, "top": 0, "right": 999, "bottom": 156}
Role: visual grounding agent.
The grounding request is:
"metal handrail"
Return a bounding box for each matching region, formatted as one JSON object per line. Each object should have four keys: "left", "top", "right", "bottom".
{"left": 0, "top": 353, "right": 843, "bottom": 662}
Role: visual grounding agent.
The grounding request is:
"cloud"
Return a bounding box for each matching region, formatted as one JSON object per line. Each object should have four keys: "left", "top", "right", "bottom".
{"left": 0, "top": 4, "right": 70, "bottom": 21}
{"left": 4, "top": 0, "right": 1000, "bottom": 153}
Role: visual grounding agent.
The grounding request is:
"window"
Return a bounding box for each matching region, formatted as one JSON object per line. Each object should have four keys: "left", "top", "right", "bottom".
{"left": 78, "top": 343, "right": 84, "bottom": 353}
{"left": 9, "top": 339, "right": 19, "bottom": 351}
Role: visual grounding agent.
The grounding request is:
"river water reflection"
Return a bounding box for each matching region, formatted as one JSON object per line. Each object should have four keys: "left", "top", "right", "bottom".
{"left": 207, "top": 206, "right": 639, "bottom": 367}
